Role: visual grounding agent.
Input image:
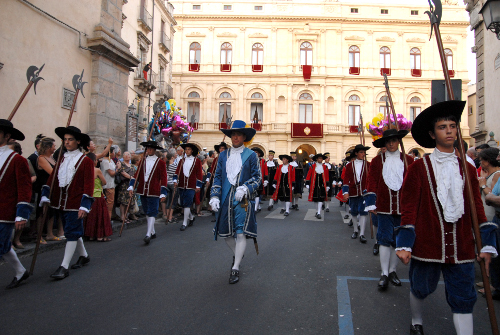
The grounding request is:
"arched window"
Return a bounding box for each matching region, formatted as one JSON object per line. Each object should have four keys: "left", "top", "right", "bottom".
{"left": 190, "top": 42, "right": 201, "bottom": 64}
{"left": 444, "top": 49, "right": 453, "bottom": 70}
{"left": 219, "top": 92, "right": 232, "bottom": 123}
{"left": 379, "top": 95, "right": 388, "bottom": 102}
{"left": 252, "top": 43, "right": 264, "bottom": 65}
{"left": 221, "top": 43, "right": 232, "bottom": 64}
{"left": 409, "top": 96, "right": 422, "bottom": 122}
{"left": 349, "top": 46, "right": 360, "bottom": 68}
{"left": 219, "top": 92, "right": 232, "bottom": 99}
{"left": 299, "top": 93, "right": 313, "bottom": 100}
{"left": 300, "top": 42, "right": 313, "bottom": 66}
{"left": 410, "top": 48, "right": 421, "bottom": 70}
{"left": 410, "top": 96, "right": 421, "bottom": 103}
{"left": 251, "top": 92, "right": 263, "bottom": 99}
{"left": 188, "top": 92, "right": 200, "bottom": 98}
{"left": 187, "top": 92, "right": 200, "bottom": 123}
{"left": 348, "top": 94, "right": 360, "bottom": 101}
{"left": 348, "top": 95, "right": 360, "bottom": 126}
{"left": 379, "top": 95, "right": 389, "bottom": 114}
{"left": 380, "top": 47, "right": 391, "bottom": 69}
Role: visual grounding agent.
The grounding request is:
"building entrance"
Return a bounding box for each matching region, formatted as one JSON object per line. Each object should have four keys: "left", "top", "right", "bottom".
{"left": 295, "top": 144, "right": 317, "bottom": 164}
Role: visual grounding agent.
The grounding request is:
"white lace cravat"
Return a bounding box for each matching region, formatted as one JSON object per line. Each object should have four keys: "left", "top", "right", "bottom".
{"left": 383, "top": 150, "right": 404, "bottom": 191}
{"left": 315, "top": 162, "right": 324, "bottom": 174}
{"left": 227, "top": 145, "right": 244, "bottom": 186}
{"left": 58, "top": 149, "right": 83, "bottom": 187}
{"left": 281, "top": 164, "right": 289, "bottom": 174}
{"left": 266, "top": 160, "right": 275, "bottom": 167}
{"left": 430, "top": 148, "right": 464, "bottom": 223}
{"left": 290, "top": 161, "right": 298, "bottom": 168}
{"left": 0, "top": 145, "right": 13, "bottom": 170}
{"left": 183, "top": 155, "right": 194, "bottom": 177}
{"left": 145, "top": 155, "right": 157, "bottom": 181}
{"left": 354, "top": 159, "right": 363, "bottom": 182}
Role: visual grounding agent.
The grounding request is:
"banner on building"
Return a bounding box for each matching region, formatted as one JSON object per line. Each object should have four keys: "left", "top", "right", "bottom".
{"left": 291, "top": 123, "right": 323, "bottom": 138}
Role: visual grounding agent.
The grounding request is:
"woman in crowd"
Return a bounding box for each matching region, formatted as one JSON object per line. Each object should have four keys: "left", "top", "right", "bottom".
{"left": 479, "top": 147, "right": 500, "bottom": 221}
{"left": 163, "top": 152, "right": 179, "bottom": 223}
{"left": 84, "top": 153, "right": 112, "bottom": 242}
{"left": 86, "top": 137, "right": 113, "bottom": 160}
{"left": 100, "top": 146, "right": 120, "bottom": 220}
{"left": 116, "top": 151, "right": 137, "bottom": 223}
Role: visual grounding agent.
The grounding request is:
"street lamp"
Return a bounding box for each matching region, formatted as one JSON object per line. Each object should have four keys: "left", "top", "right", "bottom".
{"left": 128, "top": 103, "right": 136, "bottom": 115}
{"left": 480, "top": 0, "right": 500, "bottom": 40}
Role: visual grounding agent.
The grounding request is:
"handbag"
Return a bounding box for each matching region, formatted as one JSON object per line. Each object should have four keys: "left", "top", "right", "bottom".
{"left": 114, "top": 173, "right": 123, "bottom": 185}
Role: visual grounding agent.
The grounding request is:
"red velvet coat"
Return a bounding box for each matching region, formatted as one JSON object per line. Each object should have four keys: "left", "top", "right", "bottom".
{"left": 209, "top": 157, "right": 219, "bottom": 176}
{"left": 46, "top": 154, "right": 94, "bottom": 211}
{"left": 174, "top": 156, "right": 203, "bottom": 190}
{"left": 306, "top": 164, "right": 329, "bottom": 202}
{"left": 343, "top": 160, "right": 370, "bottom": 197}
{"left": 272, "top": 165, "right": 295, "bottom": 202}
{"left": 399, "top": 155, "right": 489, "bottom": 263}
{"left": 0, "top": 152, "right": 32, "bottom": 222}
{"left": 366, "top": 153, "right": 413, "bottom": 215}
{"left": 259, "top": 158, "right": 269, "bottom": 195}
{"left": 133, "top": 156, "right": 168, "bottom": 196}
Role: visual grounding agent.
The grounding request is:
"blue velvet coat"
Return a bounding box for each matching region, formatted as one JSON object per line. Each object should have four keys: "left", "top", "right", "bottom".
{"left": 210, "top": 147, "right": 262, "bottom": 239}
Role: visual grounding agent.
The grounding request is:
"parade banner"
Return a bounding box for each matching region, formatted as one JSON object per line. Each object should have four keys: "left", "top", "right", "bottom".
{"left": 291, "top": 123, "right": 323, "bottom": 138}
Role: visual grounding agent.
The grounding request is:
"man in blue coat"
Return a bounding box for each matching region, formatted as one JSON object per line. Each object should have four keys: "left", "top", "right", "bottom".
{"left": 209, "top": 120, "right": 261, "bottom": 284}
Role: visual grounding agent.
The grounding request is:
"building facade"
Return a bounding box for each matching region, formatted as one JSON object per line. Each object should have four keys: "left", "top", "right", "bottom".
{"left": 171, "top": 0, "right": 470, "bottom": 163}
{"left": 467, "top": 84, "right": 476, "bottom": 147}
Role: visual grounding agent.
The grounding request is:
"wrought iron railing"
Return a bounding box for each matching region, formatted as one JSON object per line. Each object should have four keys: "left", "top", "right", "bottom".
{"left": 160, "top": 32, "right": 171, "bottom": 52}
{"left": 139, "top": 5, "right": 153, "bottom": 31}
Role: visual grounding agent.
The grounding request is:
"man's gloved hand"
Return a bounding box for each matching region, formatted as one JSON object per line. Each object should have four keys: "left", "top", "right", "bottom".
{"left": 306, "top": 185, "right": 309, "bottom": 189}
{"left": 206, "top": 178, "right": 210, "bottom": 183}
{"left": 327, "top": 187, "right": 330, "bottom": 192}
{"left": 209, "top": 198, "right": 220, "bottom": 212}
{"left": 235, "top": 186, "right": 247, "bottom": 202}
{"left": 272, "top": 184, "right": 276, "bottom": 188}
{"left": 263, "top": 180, "right": 268, "bottom": 187}
{"left": 39, "top": 196, "right": 50, "bottom": 207}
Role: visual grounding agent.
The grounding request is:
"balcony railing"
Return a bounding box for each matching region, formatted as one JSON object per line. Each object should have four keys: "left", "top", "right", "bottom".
{"left": 160, "top": 32, "right": 171, "bottom": 52}
{"left": 166, "top": 84, "right": 173, "bottom": 99}
{"left": 165, "top": 1, "right": 175, "bottom": 18}
{"left": 156, "top": 81, "right": 173, "bottom": 99}
{"left": 156, "top": 81, "right": 165, "bottom": 95}
{"left": 138, "top": 5, "right": 153, "bottom": 32}
{"left": 135, "top": 67, "right": 157, "bottom": 93}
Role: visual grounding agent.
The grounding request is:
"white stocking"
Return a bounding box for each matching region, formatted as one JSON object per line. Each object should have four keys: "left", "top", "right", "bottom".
{"left": 325, "top": 202, "right": 329, "bottom": 209}
{"left": 317, "top": 202, "right": 322, "bottom": 214}
{"left": 76, "top": 238, "right": 88, "bottom": 258}
{"left": 379, "top": 245, "right": 391, "bottom": 276}
{"left": 232, "top": 233, "right": 247, "bottom": 270}
{"left": 225, "top": 237, "right": 236, "bottom": 254}
{"left": 410, "top": 292, "right": 424, "bottom": 326}
{"left": 292, "top": 198, "right": 296, "bottom": 206}
{"left": 61, "top": 241, "right": 77, "bottom": 269}
{"left": 389, "top": 247, "right": 399, "bottom": 273}
{"left": 453, "top": 313, "right": 473, "bottom": 335}
{"left": 351, "top": 215, "right": 359, "bottom": 232}
{"left": 182, "top": 208, "right": 190, "bottom": 227}
{"left": 373, "top": 225, "right": 378, "bottom": 243}
{"left": 3, "top": 248, "right": 26, "bottom": 279}
{"left": 269, "top": 199, "right": 274, "bottom": 207}
{"left": 285, "top": 202, "right": 290, "bottom": 213}
{"left": 359, "top": 215, "right": 367, "bottom": 236}
{"left": 146, "top": 217, "right": 155, "bottom": 236}
{"left": 255, "top": 197, "right": 260, "bottom": 211}
{"left": 345, "top": 203, "right": 350, "bottom": 214}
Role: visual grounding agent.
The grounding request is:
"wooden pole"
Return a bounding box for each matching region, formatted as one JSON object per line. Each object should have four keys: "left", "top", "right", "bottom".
{"left": 8, "top": 82, "right": 34, "bottom": 121}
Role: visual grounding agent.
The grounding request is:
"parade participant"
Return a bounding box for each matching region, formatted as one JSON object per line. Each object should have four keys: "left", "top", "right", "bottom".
{"left": 339, "top": 151, "right": 356, "bottom": 223}
{"left": 0, "top": 119, "right": 33, "bottom": 289}
{"left": 324, "top": 153, "right": 335, "bottom": 212}
{"left": 305, "top": 153, "right": 329, "bottom": 219}
{"left": 40, "top": 126, "right": 94, "bottom": 279}
{"left": 128, "top": 141, "right": 168, "bottom": 244}
{"left": 396, "top": 101, "right": 497, "bottom": 335}
{"left": 174, "top": 143, "right": 203, "bottom": 231}
{"left": 209, "top": 120, "right": 261, "bottom": 284}
{"left": 343, "top": 144, "right": 371, "bottom": 243}
{"left": 272, "top": 154, "right": 295, "bottom": 216}
{"left": 206, "top": 142, "right": 228, "bottom": 211}
{"left": 265, "top": 150, "right": 278, "bottom": 210}
{"left": 303, "top": 154, "right": 314, "bottom": 181}
{"left": 290, "top": 151, "right": 304, "bottom": 211}
{"left": 251, "top": 147, "right": 268, "bottom": 212}
{"left": 365, "top": 129, "right": 413, "bottom": 290}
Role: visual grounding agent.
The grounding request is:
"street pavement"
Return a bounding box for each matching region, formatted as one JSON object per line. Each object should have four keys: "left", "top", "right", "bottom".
{"left": 1, "top": 197, "right": 499, "bottom": 335}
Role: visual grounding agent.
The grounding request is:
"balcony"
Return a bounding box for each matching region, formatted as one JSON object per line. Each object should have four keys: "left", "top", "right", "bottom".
{"left": 135, "top": 68, "right": 157, "bottom": 93}
{"left": 138, "top": 5, "right": 153, "bottom": 33}
{"left": 156, "top": 81, "right": 174, "bottom": 100}
{"left": 166, "top": 1, "right": 175, "bottom": 19}
{"left": 159, "top": 32, "right": 171, "bottom": 53}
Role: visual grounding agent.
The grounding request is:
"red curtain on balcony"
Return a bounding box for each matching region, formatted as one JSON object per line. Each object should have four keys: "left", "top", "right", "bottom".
{"left": 349, "top": 126, "right": 359, "bottom": 133}
{"left": 189, "top": 123, "right": 199, "bottom": 130}
{"left": 349, "top": 67, "right": 360, "bottom": 75}
{"left": 252, "top": 65, "right": 263, "bottom": 72}
{"left": 189, "top": 64, "right": 200, "bottom": 72}
{"left": 448, "top": 70, "right": 455, "bottom": 78}
{"left": 251, "top": 123, "right": 262, "bottom": 131}
{"left": 291, "top": 123, "right": 323, "bottom": 138}
{"left": 411, "top": 69, "right": 422, "bottom": 77}
{"left": 380, "top": 68, "right": 391, "bottom": 76}
{"left": 302, "top": 65, "right": 312, "bottom": 81}
{"left": 221, "top": 64, "right": 232, "bottom": 72}
{"left": 219, "top": 123, "right": 229, "bottom": 130}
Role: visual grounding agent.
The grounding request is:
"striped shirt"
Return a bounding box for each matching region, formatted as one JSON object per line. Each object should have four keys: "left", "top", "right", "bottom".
{"left": 167, "top": 161, "right": 178, "bottom": 185}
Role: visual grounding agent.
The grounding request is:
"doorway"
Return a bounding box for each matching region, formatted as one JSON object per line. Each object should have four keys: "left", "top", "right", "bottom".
{"left": 295, "top": 144, "right": 317, "bottom": 164}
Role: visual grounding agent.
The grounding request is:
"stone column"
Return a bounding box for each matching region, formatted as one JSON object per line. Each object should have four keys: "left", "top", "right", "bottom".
{"left": 287, "top": 84, "right": 293, "bottom": 123}
{"left": 320, "top": 84, "right": 326, "bottom": 123}
{"left": 270, "top": 84, "right": 276, "bottom": 123}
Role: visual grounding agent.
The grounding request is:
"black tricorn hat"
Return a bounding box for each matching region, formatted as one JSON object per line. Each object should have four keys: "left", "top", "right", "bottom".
{"left": 140, "top": 140, "right": 163, "bottom": 150}
{"left": 251, "top": 147, "right": 264, "bottom": 157}
{"left": 181, "top": 143, "right": 199, "bottom": 156}
{"left": 269, "top": 150, "right": 275, "bottom": 155}
{"left": 372, "top": 129, "right": 409, "bottom": 148}
{"left": 353, "top": 144, "right": 371, "bottom": 153}
{"left": 0, "top": 119, "right": 25, "bottom": 141}
{"left": 214, "top": 142, "right": 229, "bottom": 153}
{"left": 411, "top": 100, "right": 466, "bottom": 149}
{"left": 279, "top": 154, "right": 293, "bottom": 162}
{"left": 312, "top": 153, "right": 327, "bottom": 161}
{"left": 55, "top": 126, "right": 90, "bottom": 149}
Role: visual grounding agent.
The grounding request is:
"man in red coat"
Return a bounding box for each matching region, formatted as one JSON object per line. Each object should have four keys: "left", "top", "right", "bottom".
{"left": 128, "top": 141, "right": 168, "bottom": 245}
{"left": 305, "top": 153, "right": 329, "bottom": 219}
{"left": 365, "top": 129, "right": 413, "bottom": 290}
{"left": 342, "top": 144, "right": 371, "bottom": 243}
{"left": 174, "top": 143, "right": 203, "bottom": 231}
{"left": 251, "top": 147, "right": 268, "bottom": 213}
{"left": 40, "top": 126, "right": 94, "bottom": 280}
{"left": 0, "top": 120, "right": 33, "bottom": 289}
{"left": 396, "top": 101, "right": 497, "bottom": 335}
{"left": 272, "top": 154, "right": 295, "bottom": 216}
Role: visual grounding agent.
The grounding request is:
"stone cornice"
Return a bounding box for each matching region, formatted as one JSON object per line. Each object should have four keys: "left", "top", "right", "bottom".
{"left": 216, "top": 32, "right": 238, "bottom": 38}
{"left": 345, "top": 35, "right": 365, "bottom": 41}
{"left": 248, "top": 33, "right": 268, "bottom": 38}
{"left": 186, "top": 32, "right": 206, "bottom": 37}
{"left": 375, "top": 36, "right": 396, "bottom": 42}
{"left": 406, "top": 37, "right": 426, "bottom": 43}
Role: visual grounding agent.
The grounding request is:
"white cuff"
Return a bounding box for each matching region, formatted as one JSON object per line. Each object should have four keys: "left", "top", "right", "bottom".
{"left": 365, "top": 205, "right": 377, "bottom": 211}
{"left": 79, "top": 207, "right": 90, "bottom": 213}
{"left": 481, "top": 246, "right": 498, "bottom": 258}
{"left": 127, "top": 186, "right": 133, "bottom": 191}
{"left": 160, "top": 194, "right": 166, "bottom": 199}
{"left": 343, "top": 192, "right": 348, "bottom": 195}
{"left": 39, "top": 196, "right": 50, "bottom": 207}
{"left": 395, "top": 247, "right": 412, "bottom": 252}
{"left": 15, "top": 217, "right": 26, "bottom": 222}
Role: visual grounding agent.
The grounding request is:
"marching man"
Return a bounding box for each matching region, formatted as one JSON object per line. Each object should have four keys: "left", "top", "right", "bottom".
{"left": 251, "top": 147, "right": 268, "bottom": 213}
{"left": 342, "top": 144, "right": 371, "bottom": 243}
{"left": 210, "top": 120, "right": 261, "bottom": 284}
{"left": 396, "top": 101, "right": 497, "bottom": 335}
{"left": 324, "top": 153, "right": 335, "bottom": 212}
{"left": 40, "top": 126, "right": 94, "bottom": 279}
{"left": 265, "top": 150, "right": 278, "bottom": 210}
{"left": 174, "top": 143, "right": 203, "bottom": 231}
{"left": 128, "top": 140, "right": 167, "bottom": 244}
{"left": 305, "top": 153, "right": 329, "bottom": 219}
{"left": 290, "top": 151, "right": 304, "bottom": 211}
{"left": 272, "top": 154, "right": 295, "bottom": 216}
{"left": 365, "top": 129, "right": 413, "bottom": 290}
{"left": 0, "top": 119, "right": 33, "bottom": 288}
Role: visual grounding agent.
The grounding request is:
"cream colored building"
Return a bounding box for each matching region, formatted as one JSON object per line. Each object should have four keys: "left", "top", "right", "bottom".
{"left": 171, "top": 0, "right": 470, "bottom": 163}
{"left": 467, "top": 84, "right": 477, "bottom": 147}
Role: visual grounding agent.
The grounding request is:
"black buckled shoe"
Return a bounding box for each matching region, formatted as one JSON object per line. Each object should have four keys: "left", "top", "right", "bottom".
{"left": 268, "top": 205, "right": 273, "bottom": 211}
{"left": 229, "top": 269, "right": 240, "bottom": 284}
{"left": 388, "top": 271, "right": 402, "bottom": 286}
{"left": 257, "top": 208, "right": 261, "bottom": 213}
{"left": 144, "top": 236, "right": 151, "bottom": 245}
{"left": 378, "top": 275, "right": 389, "bottom": 290}
{"left": 284, "top": 212, "right": 289, "bottom": 216}
{"left": 151, "top": 233, "right": 157, "bottom": 239}
{"left": 344, "top": 214, "right": 350, "bottom": 220}
{"left": 348, "top": 220, "right": 353, "bottom": 227}
{"left": 410, "top": 324, "right": 424, "bottom": 335}
{"left": 6, "top": 271, "right": 29, "bottom": 289}
{"left": 351, "top": 232, "right": 359, "bottom": 239}
{"left": 50, "top": 266, "right": 69, "bottom": 280}
{"left": 71, "top": 256, "right": 90, "bottom": 269}
{"left": 295, "top": 205, "right": 299, "bottom": 211}
{"left": 180, "top": 225, "right": 186, "bottom": 231}
{"left": 188, "top": 217, "right": 195, "bottom": 227}
{"left": 373, "top": 243, "right": 380, "bottom": 255}
{"left": 280, "top": 209, "right": 285, "bottom": 214}
{"left": 359, "top": 235, "right": 367, "bottom": 243}
{"left": 315, "top": 213, "right": 321, "bottom": 219}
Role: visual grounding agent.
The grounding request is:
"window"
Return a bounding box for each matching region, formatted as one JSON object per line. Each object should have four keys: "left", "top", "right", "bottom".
{"left": 300, "top": 42, "right": 313, "bottom": 66}
{"left": 251, "top": 103, "right": 263, "bottom": 123}
{"left": 411, "top": 10, "right": 419, "bottom": 15}
{"left": 224, "top": 5, "right": 232, "bottom": 10}
{"left": 468, "top": 106, "right": 473, "bottom": 115}
{"left": 380, "top": 47, "right": 391, "bottom": 69}
{"left": 193, "top": 5, "right": 201, "bottom": 10}
{"left": 410, "top": 96, "right": 421, "bottom": 103}
{"left": 349, "top": 46, "right": 360, "bottom": 67}
{"left": 252, "top": 43, "right": 264, "bottom": 65}
{"left": 348, "top": 94, "right": 360, "bottom": 101}
{"left": 379, "top": 95, "right": 389, "bottom": 114}
{"left": 348, "top": 105, "right": 360, "bottom": 126}
{"left": 188, "top": 91, "right": 200, "bottom": 98}
{"left": 410, "top": 48, "right": 421, "bottom": 70}
{"left": 299, "top": 93, "right": 313, "bottom": 100}
{"left": 445, "top": 49, "right": 453, "bottom": 70}
{"left": 220, "top": 92, "right": 232, "bottom": 99}
{"left": 219, "top": 92, "right": 232, "bottom": 123}
{"left": 190, "top": 42, "right": 201, "bottom": 64}
{"left": 188, "top": 102, "right": 200, "bottom": 123}
{"left": 251, "top": 92, "right": 263, "bottom": 99}
{"left": 299, "top": 104, "right": 313, "bottom": 123}
{"left": 254, "top": 6, "right": 263, "bottom": 11}
{"left": 381, "top": 9, "right": 389, "bottom": 14}
{"left": 351, "top": 8, "right": 358, "bottom": 13}
{"left": 221, "top": 43, "right": 232, "bottom": 64}
{"left": 409, "top": 107, "right": 421, "bottom": 122}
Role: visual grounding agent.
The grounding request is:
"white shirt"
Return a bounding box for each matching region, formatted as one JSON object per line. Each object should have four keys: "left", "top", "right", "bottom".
{"left": 466, "top": 155, "right": 476, "bottom": 167}
{"left": 145, "top": 155, "right": 158, "bottom": 181}
{"left": 315, "top": 162, "right": 324, "bottom": 174}
{"left": 182, "top": 155, "right": 195, "bottom": 177}
{"left": 383, "top": 150, "right": 404, "bottom": 191}
{"left": 59, "top": 149, "right": 84, "bottom": 188}
{"left": 325, "top": 163, "right": 331, "bottom": 169}
{"left": 281, "top": 164, "right": 289, "bottom": 174}
{"left": 100, "top": 158, "right": 116, "bottom": 189}
{"left": 227, "top": 145, "right": 245, "bottom": 186}
{"left": 354, "top": 159, "right": 364, "bottom": 182}
{"left": 290, "top": 161, "right": 298, "bottom": 168}
{"left": 266, "top": 160, "right": 275, "bottom": 167}
{"left": 0, "top": 145, "right": 13, "bottom": 171}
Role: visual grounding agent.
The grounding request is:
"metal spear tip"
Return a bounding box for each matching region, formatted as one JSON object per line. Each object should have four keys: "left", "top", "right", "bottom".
{"left": 72, "top": 69, "right": 88, "bottom": 98}
{"left": 153, "top": 102, "right": 161, "bottom": 113}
